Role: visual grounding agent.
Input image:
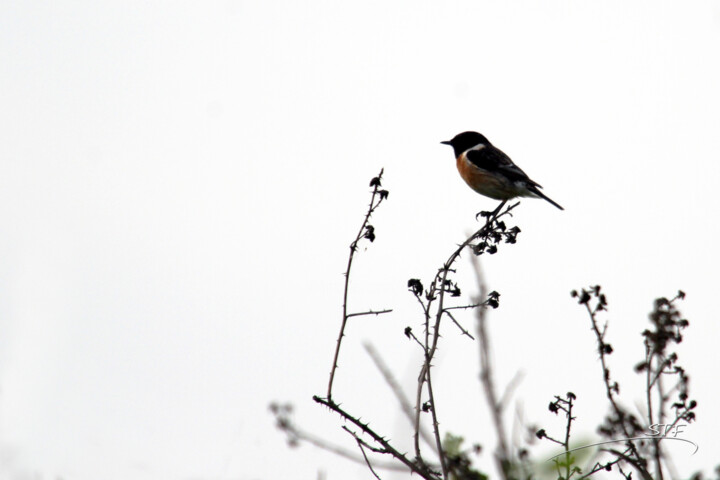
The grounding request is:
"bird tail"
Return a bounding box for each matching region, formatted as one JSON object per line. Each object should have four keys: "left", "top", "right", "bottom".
{"left": 528, "top": 186, "right": 564, "bottom": 210}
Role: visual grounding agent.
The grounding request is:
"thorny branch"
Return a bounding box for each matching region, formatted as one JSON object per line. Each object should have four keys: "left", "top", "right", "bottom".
{"left": 363, "top": 342, "right": 438, "bottom": 452}
{"left": 573, "top": 286, "right": 650, "bottom": 480}
{"left": 407, "top": 200, "right": 520, "bottom": 476}
{"left": 270, "top": 165, "right": 713, "bottom": 480}
{"left": 566, "top": 286, "right": 697, "bottom": 480}
{"left": 327, "top": 169, "right": 391, "bottom": 401}
{"left": 269, "top": 402, "right": 408, "bottom": 472}
{"left": 313, "top": 395, "right": 441, "bottom": 479}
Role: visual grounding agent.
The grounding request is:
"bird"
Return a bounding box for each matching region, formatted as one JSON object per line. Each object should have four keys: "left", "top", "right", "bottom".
{"left": 441, "top": 131, "right": 564, "bottom": 210}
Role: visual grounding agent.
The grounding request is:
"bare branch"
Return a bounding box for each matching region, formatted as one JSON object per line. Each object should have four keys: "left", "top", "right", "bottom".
{"left": 313, "top": 395, "right": 441, "bottom": 480}
{"left": 327, "top": 169, "right": 389, "bottom": 400}
{"left": 363, "top": 342, "right": 438, "bottom": 452}
{"left": 443, "top": 310, "right": 475, "bottom": 340}
{"left": 347, "top": 309, "right": 393, "bottom": 319}
{"left": 470, "top": 255, "right": 512, "bottom": 476}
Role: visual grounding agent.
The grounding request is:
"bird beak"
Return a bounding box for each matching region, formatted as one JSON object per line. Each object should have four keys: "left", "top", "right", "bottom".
{"left": 440, "top": 140, "right": 451, "bottom": 146}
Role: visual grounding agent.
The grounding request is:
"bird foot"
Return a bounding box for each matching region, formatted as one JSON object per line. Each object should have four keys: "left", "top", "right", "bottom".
{"left": 475, "top": 200, "right": 508, "bottom": 221}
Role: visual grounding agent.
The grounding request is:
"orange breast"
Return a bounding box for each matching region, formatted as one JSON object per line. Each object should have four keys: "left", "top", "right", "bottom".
{"left": 456, "top": 154, "right": 513, "bottom": 200}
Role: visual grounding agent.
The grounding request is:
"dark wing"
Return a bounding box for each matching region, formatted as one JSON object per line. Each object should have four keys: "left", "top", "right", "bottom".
{"left": 466, "top": 146, "right": 542, "bottom": 188}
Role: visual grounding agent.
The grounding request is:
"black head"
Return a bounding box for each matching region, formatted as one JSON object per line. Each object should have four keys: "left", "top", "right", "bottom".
{"left": 440, "top": 131, "right": 490, "bottom": 157}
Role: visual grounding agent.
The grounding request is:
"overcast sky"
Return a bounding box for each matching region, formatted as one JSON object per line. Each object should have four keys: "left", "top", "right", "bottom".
{"left": 1, "top": 1, "right": 719, "bottom": 479}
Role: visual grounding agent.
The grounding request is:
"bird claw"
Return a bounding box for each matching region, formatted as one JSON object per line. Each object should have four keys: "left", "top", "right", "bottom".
{"left": 476, "top": 200, "right": 508, "bottom": 221}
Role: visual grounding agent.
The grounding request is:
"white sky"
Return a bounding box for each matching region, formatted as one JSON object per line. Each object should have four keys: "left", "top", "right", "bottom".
{"left": 1, "top": 1, "right": 719, "bottom": 479}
